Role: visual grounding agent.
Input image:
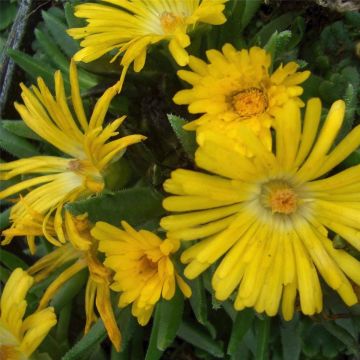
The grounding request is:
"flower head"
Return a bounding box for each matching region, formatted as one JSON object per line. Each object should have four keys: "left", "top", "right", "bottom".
{"left": 91, "top": 220, "right": 192, "bottom": 325}
{"left": 0, "top": 60, "right": 145, "bottom": 253}
{"left": 0, "top": 268, "right": 56, "bottom": 359}
{"left": 161, "top": 99, "right": 360, "bottom": 319}
{"left": 27, "top": 213, "right": 122, "bottom": 351}
{"left": 173, "top": 44, "right": 310, "bottom": 149}
{"left": 67, "top": 0, "right": 227, "bottom": 90}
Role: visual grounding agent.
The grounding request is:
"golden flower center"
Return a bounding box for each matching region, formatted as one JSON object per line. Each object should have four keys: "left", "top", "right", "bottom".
{"left": 160, "top": 11, "right": 183, "bottom": 33}
{"left": 68, "top": 160, "right": 104, "bottom": 193}
{"left": 0, "top": 345, "right": 20, "bottom": 360}
{"left": 231, "top": 87, "right": 268, "bottom": 118}
{"left": 261, "top": 180, "right": 298, "bottom": 215}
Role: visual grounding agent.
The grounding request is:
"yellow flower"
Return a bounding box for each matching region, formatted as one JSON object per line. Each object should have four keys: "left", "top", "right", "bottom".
{"left": 0, "top": 60, "right": 145, "bottom": 253}
{"left": 173, "top": 44, "right": 310, "bottom": 149}
{"left": 91, "top": 220, "right": 192, "bottom": 325}
{"left": 0, "top": 268, "right": 56, "bottom": 359}
{"left": 28, "top": 213, "right": 122, "bottom": 352}
{"left": 67, "top": 0, "right": 227, "bottom": 90}
{"left": 161, "top": 98, "right": 360, "bottom": 319}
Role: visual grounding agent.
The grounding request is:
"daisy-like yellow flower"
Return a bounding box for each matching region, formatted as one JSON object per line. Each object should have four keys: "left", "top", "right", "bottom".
{"left": 160, "top": 98, "right": 360, "bottom": 319}
{"left": 91, "top": 220, "right": 192, "bottom": 325}
{"left": 28, "top": 213, "right": 122, "bottom": 351}
{"left": 0, "top": 60, "right": 145, "bottom": 253}
{"left": 0, "top": 268, "right": 56, "bottom": 359}
{"left": 173, "top": 44, "right": 310, "bottom": 149}
{"left": 67, "top": 0, "right": 227, "bottom": 90}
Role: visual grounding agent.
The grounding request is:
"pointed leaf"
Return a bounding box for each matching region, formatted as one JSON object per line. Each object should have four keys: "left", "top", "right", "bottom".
{"left": 156, "top": 288, "right": 184, "bottom": 351}
{"left": 167, "top": 114, "right": 197, "bottom": 159}
{"left": 2, "top": 120, "right": 41, "bottom": 140}
{"left": 227, "top": 309, "right": 255, "bottom": 356}
{"left": 66, "top": 187, "right": 165, "bottom": 228}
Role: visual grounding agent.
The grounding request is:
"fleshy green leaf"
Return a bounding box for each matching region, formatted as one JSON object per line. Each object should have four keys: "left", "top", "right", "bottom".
{"left": 65, "top": 187, "right": 165, "bottom": 228}
{"left": 42, "top": 10, "right": 80, "bottom": 58}
{"left": 280, "top": 319, "right": 301, "bottom": 360}
{"left": 8, "top": 48, "right": 62, "bottom": 90}
{"left": 0, "top": 208, "right": 10, "bottom": 231}
{"left": 167, "top": 114, "right": 197, "bottom": 159}
{"left": 227, "top": 309, "right": 255, "bottom": 356}
{"left": 156, "top": 288, "right": 184, "bottom": 351}
{"left": 0, "top": 121, "right": 40, "bottom": 157}
{"left": 2, "top": 120, "right": 41, "bottom": 140}
{"left": 255, "top": 317, "right": 271, "bottom": 360}
{"left": 0, "top": 249, "right": 28, "bottom": 270}
{"left": 145, "top": 305, "right": 163, "bottom": 360}
{"left": 177, "top": 320, "right": 224, "bottom": 358}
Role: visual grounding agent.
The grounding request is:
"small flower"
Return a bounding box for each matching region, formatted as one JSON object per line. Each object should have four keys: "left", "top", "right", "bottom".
{"left": 67, "top": 0, "right": 227, "bottom": 90}
{"left": 28, "top": 213, "right": 122, "bottom": 351}
{"left": 91, "top": 220, "right": 192, "bottom": 325}
{"left": 0, "top": 60, "right": 145, "bottom": 253}
{"left": 0, "top": 268, "right": 56, "bottom": 359}
{"left": 161, "top": 99, "right": 360, "bottom": 319}
{"left": 173, "top": 44, "right": 310, "bottom": 150}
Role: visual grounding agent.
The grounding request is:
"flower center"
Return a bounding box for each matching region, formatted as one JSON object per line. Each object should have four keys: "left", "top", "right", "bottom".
{"left": 261, "top": 180, "right": 298, "bottom": 215}
{"left": 68, "top": 160, "right": 104, "bottom": 193}
{"left": 231, "top": 87, "right": 268, "bottom": 118}
{"left": 160, "top": 11, "right": 183, "bottom": 33}
{"left": 0, "top": 345, "right": 20, "bottom": 360}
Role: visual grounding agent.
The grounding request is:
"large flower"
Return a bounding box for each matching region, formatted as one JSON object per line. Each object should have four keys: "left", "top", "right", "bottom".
{"left": 28, "top": 213, "right": 122, "bottom": 351}
{"left": 161, "top": 99, "right": 360, "bottom": 319}
{"left": 173, "top": 44, "right": 310, "bottom": 149}
{"left": 0, "top": 268, "right": 56, "bottom": 359}
{"left": 91, "top": 220, "right": 192, "bottom": 325}
{"left": 67, "top": 0, "right": 227, "bottom": 90}
{"left": 0, "top": 60, "right": 145, "bottom": 253}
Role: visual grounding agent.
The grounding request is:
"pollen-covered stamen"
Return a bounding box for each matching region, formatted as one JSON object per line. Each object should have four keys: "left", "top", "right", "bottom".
{"left": 160, "top": 11, "right": 183, "bottom": 33}
{"left": 261, "top": 180, "right": 298, "bottom": 215}
{"left": 231, "top": 87, "right": 268, "bottom": 118}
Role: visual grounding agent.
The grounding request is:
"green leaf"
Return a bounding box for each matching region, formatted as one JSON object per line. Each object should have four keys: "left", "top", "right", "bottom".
{"left": 239, "top": 0, "right": 262, "bottom": 31}
{"left": 50, "top": 268, "right": 88, "bottom": 312}
{"left": 61, "top": 313, "right": 114, "bottom": 360}
{"left": 66, "top": 187, "right": 165, "bottom": 228}
{"left": 145, "top": 305, "right": 163, "bottom": 360}
{"left": 156, "top": 288, "right": 184, "bottom": 351}
{"left": 252, "top": 13, "right": 299, "bottom": 47}
{"left": 280, "top": 319, "right": 301, "bottom": 360}
{"left": 321, "top": 320, "right": 360, "bottom": 358}
{"left": 65, "top": 2, "right": 86, "bottom": 29}
{"left": 255, "top": 317, "right": 271, "bottom": 360}
{"left": 177, "top": 320, "right": 224, "bottom": 358}
{"left": 264, "top": 30, "right": 292, "bottom": 66}
{"left": 189, "top": 276, "right": 208, "bottom": 325}
{"left": 42, "top": 10, "right": 80, "bottom": 58}
{"left": 0, "top": 121, "right": 40, "bottom": 157}
{"left": 8, "top": 48, "right": 62, "bottom": 91}
{"left": 0, "top": 249, "right": 28, "bottom": 270}
{"left": 167, "top": 114, "right": 197, "bottom": 159}
{"left": 227, "top": 309, "right": 255, "bottom": 356}
{"left": 35, "top": 28, "right": 69, "bottom": 72}
{"left": 0, "top": 208, "right": 10, "bottom": 231}
{"left": 2, "top": 120, "right": 41, "bottom": 140}
{"left": 0, "top": 2, "right": 17, "bottom": 31}
{"left": 343, "top": 149, "right": 360, "bottom": 168}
